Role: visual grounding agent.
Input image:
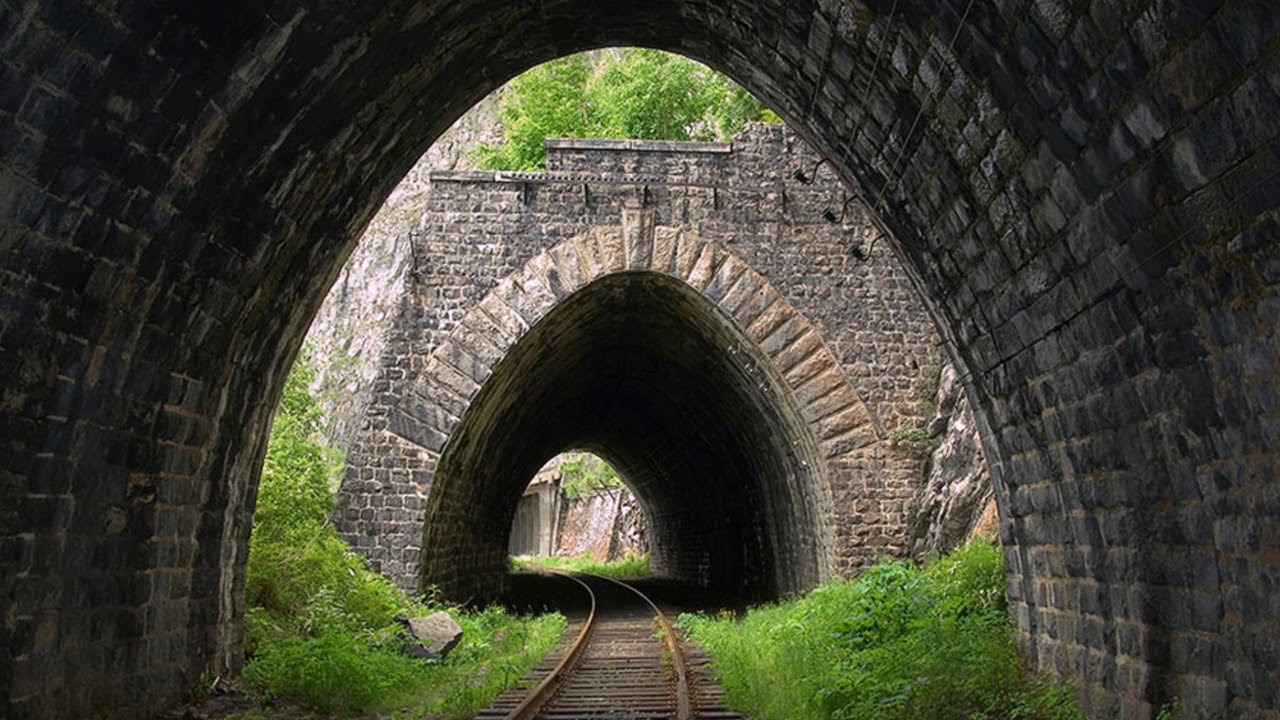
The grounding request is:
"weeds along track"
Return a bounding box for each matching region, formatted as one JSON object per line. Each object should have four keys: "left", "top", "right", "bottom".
{"left": 475, "top": 570, "right": 740, "bottom": 720}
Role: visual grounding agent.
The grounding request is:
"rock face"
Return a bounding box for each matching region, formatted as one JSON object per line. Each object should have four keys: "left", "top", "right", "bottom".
{"left": 908, "top": 363, "right": 996, "bottom": 555}
{"left": 305, "top": 95, "right": 502, "bottom": 452}
{"left": 555, "top": 488, "right": 647, "bottom": 561}
{"left": 609, "top": 491, "right": 647, "bottom": 561}
{"left": 398, "top": 611, "right": 464, "bottom": 659}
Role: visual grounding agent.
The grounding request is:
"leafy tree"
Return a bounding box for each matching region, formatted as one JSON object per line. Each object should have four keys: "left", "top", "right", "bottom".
{"left": 471, "top": 53, "right": 594, "bottom": 171}
{"left": 472, "top": 49, "right": 776, "bottom": 170}
{"left": 558, "top": 452, "right": 623, "bottom": 500}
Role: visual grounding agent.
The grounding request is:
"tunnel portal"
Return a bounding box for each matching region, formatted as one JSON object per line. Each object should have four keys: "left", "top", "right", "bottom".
{"left": 420, "top": 271, "right": 829, "bottom": 603}
{"left": 333, "top": 133, "right": 931, "bottom": 603}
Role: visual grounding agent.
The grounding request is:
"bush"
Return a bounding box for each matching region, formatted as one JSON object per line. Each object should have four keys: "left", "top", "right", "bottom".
{"left": 680, "top": 543, "right": 1084, "bottom": 720}
{"left": 243, "top": 350, "right": 565, "bottom": 717}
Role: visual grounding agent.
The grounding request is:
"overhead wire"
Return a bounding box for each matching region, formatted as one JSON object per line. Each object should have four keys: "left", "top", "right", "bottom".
{"left": 866, "top": 0, "right": 978, "bottom": 221}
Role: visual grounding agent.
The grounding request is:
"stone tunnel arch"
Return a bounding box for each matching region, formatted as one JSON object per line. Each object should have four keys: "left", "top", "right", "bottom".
{"left": 2, "top": 2, "right": 1277, "bottom": 718}
{"left": 392, "top": 221, "right": 884, "bottom": 602}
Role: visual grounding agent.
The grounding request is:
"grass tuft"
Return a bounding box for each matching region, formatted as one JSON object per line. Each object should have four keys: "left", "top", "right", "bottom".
{"left": 680, "top": 542, "right": 1084, "bottom": 720}
{"left": 511, "top": 552, "right": 650, "bottom": 578}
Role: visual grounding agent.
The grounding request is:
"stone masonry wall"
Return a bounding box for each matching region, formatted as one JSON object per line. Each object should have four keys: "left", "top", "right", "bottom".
{"left": 4, "top": 2, "right": 1275, "bottom": 716}
{"left": 332, "top": 124, "right": 951, "bottom": 591}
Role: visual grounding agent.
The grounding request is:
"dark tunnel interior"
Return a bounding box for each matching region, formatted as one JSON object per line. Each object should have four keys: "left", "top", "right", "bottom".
{"left": 419, "top": 272, "right": 831, "bottom": 603}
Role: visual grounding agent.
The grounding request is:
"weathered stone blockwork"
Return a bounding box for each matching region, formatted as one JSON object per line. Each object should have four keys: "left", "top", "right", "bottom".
{"left": 333, "top": 126, "right": 945, "bottom": 602}
{"left": 1, "top": 1, "right": 1276, "bottom": 717}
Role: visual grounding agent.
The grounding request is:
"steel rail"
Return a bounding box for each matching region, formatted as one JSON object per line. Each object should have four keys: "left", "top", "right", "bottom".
{"left": 586, "top": 572, "right": 694, "bottom": 720}
{"left": 502, "top": 567, "right": 695, "bottom": 720}
{"left": 503, "top": 569, "right": 597, "bottom": 720}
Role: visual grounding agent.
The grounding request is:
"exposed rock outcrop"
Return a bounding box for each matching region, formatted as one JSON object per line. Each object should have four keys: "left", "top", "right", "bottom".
{"left": 609, "top": 491, "right": 647, "bottom": 561}
{"left": 305, "top": 95, "right": 502, "bottom": 452}
{"left": 908, "top": 363, "right": 996, "bottom": 555}
{"left": 555, "top": 487, "right": 648, "bottom": 561}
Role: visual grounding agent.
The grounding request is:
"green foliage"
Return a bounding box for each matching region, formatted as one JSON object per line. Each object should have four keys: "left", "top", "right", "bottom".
{"left": 888, "top": 425, "right": 931, "bottom": 445}
{"left": 472, "top": 49, "right": 776, "bottom": 170}
{"left": 242, "top": 626, "right": 424, "bottom": 713}
{"left": 512, "top": 552, "right": 650, "bottom": 578}
{"left": 255, "top": 347, "right": 343, "bottom": 535}
{"left": 243, "top": 605, "right": 565, "bottom": 718}
{"left": 1156, "top": 699, "right": 1184, "bottom": 720}
{"left": 244, "top": 350, "right": 566, "bottom": 717}
{"left": 680, "top": 543, "right": 1084, "bottom": 720}
{"left": 589, "top": 49, "right": 757, "bottom": 141}
{"left": 559, "top": 452, "right": 623, "bottom": 500}
{"left": 247, "top": 346, "right": 387, "bottom": 635}
{"left": 472, "top": 53, "right": 593, "bottom": 171}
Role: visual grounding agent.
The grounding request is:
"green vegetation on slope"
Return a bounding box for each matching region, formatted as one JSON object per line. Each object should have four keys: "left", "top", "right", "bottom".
{"left": 680, "top": 543, "right": 1084, "bottom": 720}
{"left": 244, "top": 349, "right": 565, "bottom": 717}
{"left": 472, "top": 48, "right": 779, "bottom": 170}
{"left": 559, "top": 452, "right": 624, "bottom": 500}
{"left": 511, "top": 552, "right": 650, "bottom": 578}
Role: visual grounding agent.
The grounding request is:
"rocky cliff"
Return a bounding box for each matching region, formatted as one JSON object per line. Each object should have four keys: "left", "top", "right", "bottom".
{"left": 555, "top": 487, "right": 647, "bottom": 561}
{"left": 907, "top": 363, "right": 998, "bottom": 555}
{"left": 305, "top": 96, "right": 501, "bottom": 452}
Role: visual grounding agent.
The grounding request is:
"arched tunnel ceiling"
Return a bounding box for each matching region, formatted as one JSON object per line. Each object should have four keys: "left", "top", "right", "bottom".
{"left": 421, "top": 270, "right": 828, "bottom": 603}
{"left": 0, "top": 1, "right": 1277, "bottom": 717}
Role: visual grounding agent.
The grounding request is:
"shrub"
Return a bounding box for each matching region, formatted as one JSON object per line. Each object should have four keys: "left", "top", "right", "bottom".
{"left": 681, "top": 542, "right": 1084, "bottom": 720}
{"left": 243, "top": 350, "right": 565, "bottom": 717}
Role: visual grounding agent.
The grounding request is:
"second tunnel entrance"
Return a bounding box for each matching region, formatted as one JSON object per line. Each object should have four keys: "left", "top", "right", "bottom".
{"left": 419, "top": 270, "right": 831, "bottom": 603}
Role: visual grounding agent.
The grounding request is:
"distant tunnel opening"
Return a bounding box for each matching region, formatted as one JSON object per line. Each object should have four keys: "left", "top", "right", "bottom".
{"left": 420, "top": 272, "right": 829, "bottom": 603}
{"left": 507, "top": 452, "right": 647, "bottom": 561}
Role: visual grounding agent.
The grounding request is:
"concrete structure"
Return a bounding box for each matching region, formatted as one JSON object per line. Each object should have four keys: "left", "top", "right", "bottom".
{"left": 331, "top": 127, "right": 944, "bottom": 603}
{"left": 508, "top": 461, "right": 562, "bottom": 558}
{"left": 1, "top": 2, "right": 1277, "bottom": 718}
{"left": 505, "top": 456, "right": 647, "bottom": 561}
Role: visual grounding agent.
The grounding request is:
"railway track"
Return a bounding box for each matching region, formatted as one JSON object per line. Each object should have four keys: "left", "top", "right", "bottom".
{"left": 475, "top": 570, "right": 741, "bottom": 720}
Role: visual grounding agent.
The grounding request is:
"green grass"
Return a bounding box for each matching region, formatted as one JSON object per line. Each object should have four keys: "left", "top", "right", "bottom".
{"left": 680, "top": 543, "right": 1084, "bottom": 720}
{"left": 511, "top": 552, "right": 650, "bottom": 578}
{"left": 244, "top": 599, "right": 564, "bottom": 718}
{"left": 242, "top": 351, "right": 566, "bottom": 717}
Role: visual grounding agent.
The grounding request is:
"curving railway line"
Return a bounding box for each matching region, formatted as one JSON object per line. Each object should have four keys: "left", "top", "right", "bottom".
{"left": 475, "top": 570, "right": 741, "bottom": 720}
